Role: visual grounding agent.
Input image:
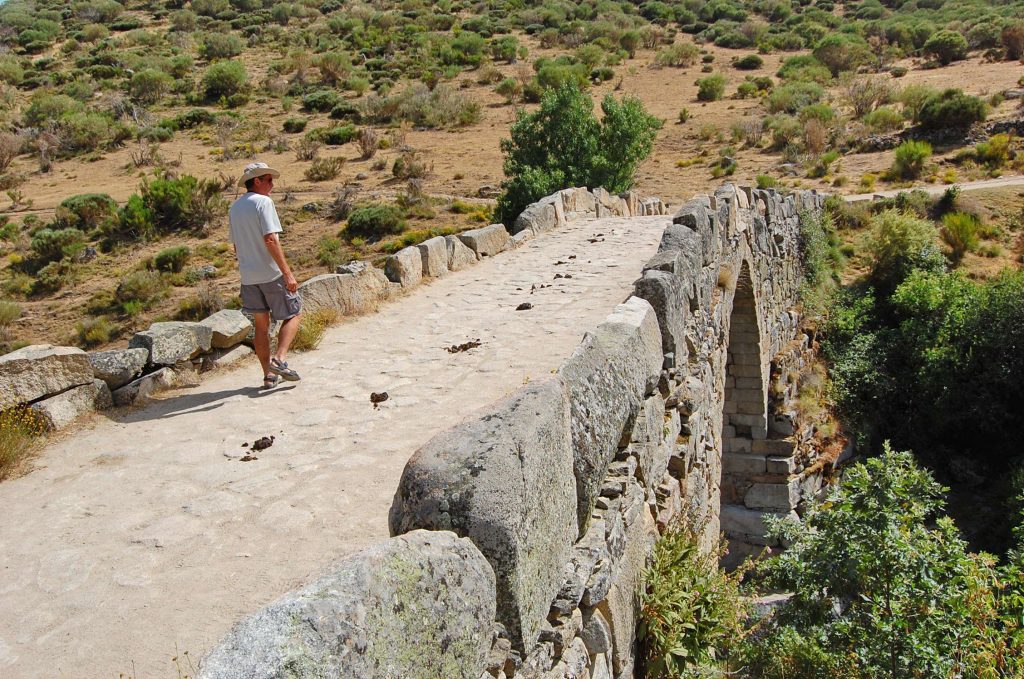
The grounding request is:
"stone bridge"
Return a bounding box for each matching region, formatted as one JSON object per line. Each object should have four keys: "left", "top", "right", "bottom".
{"left": 0, "top": 184, "right": 827, "bottom": 678}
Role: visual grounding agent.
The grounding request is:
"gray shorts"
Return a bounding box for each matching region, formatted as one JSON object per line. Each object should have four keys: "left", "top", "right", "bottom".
{"left": 240, "top": 276, "right": 302, "bottom": 321}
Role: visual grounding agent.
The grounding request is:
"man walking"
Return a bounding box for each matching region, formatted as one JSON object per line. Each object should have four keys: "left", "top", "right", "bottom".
{"left": 229, "top": 162, "right": 302, "bottom": 389}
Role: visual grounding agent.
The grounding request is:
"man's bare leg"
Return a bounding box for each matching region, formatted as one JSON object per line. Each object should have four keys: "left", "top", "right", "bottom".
{"left": 252, "top": 312, "right": 272, "bottom": 378}
{"left": 274, "top": 313, "right": 302, "bottom": 364}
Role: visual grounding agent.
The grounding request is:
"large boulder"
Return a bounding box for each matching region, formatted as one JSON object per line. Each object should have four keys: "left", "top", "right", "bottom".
{"left": 30, "top": 381, "right": 108, "bottom": 430}
{"left": 0, "top": 344, "right": 93, "bottom": 409}
{"left": 417, "top": 236, "right": 449, "bottom": 278}
{"left": 88, "top": 348, "right": 149, "bottom": 390}
{"left": 390, "top": 377, "right": 577, "bottom": 652}
{"left": 199, "top": 310, "right": 252, "bottom": 349}
{"left": 299, "top": 268, "right": 391, "bottom": 315}
{"left": 199, "top": 530, "right": 496, "bottom": 679}
{"left": 129, "top": 322, "right": 213, "bottom": 366}
{"left": 446, "top": 235, "right": 478, "bottom": 271}
{"left": 633, "top": 269, "right": 692, "bottom": 366}
{"left": 384, "top": 246, "right": 423, "bottom": 288}
{"left": 557, "top": 297, "right": 663, "bottom": 532}
{"left": 458, "top": 224, "right": 511, "bottom": 258}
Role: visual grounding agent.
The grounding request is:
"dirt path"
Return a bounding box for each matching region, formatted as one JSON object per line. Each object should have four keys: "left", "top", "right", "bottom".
{"left": 0, "top": 215, "right": 668, "bottom": 679}
{"left": 843, "top": 174, "right": 1024, "bottom": 202}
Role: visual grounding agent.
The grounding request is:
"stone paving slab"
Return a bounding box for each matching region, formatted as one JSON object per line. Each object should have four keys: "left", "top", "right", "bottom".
{"left": 0, "top": 215, "right": 667, "bottom": 678}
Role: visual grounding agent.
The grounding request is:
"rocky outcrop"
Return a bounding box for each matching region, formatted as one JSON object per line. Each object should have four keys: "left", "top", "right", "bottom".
{"left": 199, "top": 530, "right": 496, "bottom": 679}
{"left": 299, "top": 268, "right": 391, "bottom": 315}
{"left": 417, "top": 236, "right": 449, "bottom": 278}
{"left": 31, "top": 380, "right": 110, "bottom": 430}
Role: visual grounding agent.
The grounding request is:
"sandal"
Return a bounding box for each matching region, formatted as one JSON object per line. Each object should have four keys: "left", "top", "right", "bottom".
{"left": 262, "top": 374, "right": 281, "bottom": 390}
{"left": 269, "top": 357, "right": 301, "bottom": 382}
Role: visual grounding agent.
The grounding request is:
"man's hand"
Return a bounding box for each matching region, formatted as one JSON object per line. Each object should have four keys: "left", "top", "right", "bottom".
{"left": 284, "top": 272, "right": 298, "bottom": 293}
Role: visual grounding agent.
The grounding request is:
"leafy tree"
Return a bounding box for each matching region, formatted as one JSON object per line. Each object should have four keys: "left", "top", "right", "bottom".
{"left": 924, "top": 29, "right": 969, "bottom": 65}
{"left": 746, "top": 449, "right": 1023, "bottom": 679}
{"left": 495, "top": 82, "right": 661, "bottom": 225}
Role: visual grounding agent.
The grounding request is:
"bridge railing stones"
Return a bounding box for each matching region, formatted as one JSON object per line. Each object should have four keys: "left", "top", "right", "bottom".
{"left": 192, "top": 184, "right": 833, "bottom": 678}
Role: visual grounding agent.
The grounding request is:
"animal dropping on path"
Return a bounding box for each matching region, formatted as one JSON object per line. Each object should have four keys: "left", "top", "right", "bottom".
{"left": 516, "top": 302, "right": 533, "bottom": 311}
{"left": 370, "top": 391, "right": 389, "bottom": 408}
{"left": 446, "top": 339, "right": 482, "bottom": 353}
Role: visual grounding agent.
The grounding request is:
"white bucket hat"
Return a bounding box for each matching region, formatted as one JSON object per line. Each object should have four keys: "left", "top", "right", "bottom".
{"left": 238, "top": 162, "right": 281, "bottom": 187}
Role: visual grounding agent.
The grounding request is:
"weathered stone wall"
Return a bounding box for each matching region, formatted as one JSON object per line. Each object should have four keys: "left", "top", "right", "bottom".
{"left": 196, "top": 184, "right": 828, "bottom": 678}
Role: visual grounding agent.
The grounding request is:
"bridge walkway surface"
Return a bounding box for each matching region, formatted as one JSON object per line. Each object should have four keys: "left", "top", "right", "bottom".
{"left": 0, "top": 215, "right": 668, "bottom": 678}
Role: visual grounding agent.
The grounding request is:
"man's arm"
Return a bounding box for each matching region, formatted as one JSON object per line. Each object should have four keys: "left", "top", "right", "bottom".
{"left": 263, "top": 233, "right": 298, "bottom": 292}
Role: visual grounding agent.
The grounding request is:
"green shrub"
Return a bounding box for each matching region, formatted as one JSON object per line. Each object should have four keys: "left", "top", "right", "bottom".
{"left": 115, "top": 270, "right": 166, "bottom": 311}
{"left": 303, "top": 90, "right": 340, "bottom": 113}
{"left": 812, "top": 33, "right": 871, "bottom": 75}
{"left": 974, "top": 133, "right": 1011, "bottom": 168}
{"left": 696, "top": 74, "right": 726, "bottom": 101}
{"left": 361, "top": 84, "right": 480, "bottom": 129}
{"left": 918, "top": 89, "right": 987, "bottom": 130}
{"left": 654, "top": 42, "right": 700, "bottom": 67}
{"left": 924, "top": 30, "right": 969, "bottom": 65}
{"left": 940, "top": 212, "right": 980, "bottom": 262}
{"left": 75, "top": 315, "right": 116, "bottom": 347}
{"left": 55, "top": 193, "right": 117, "bottom": 232}
{"left": 23, "top": 93, "right": 81, "bottom": 128}
{"left": 867, "top": 208, "right": 943, "bottom": 294}
{"left": 799, "top": 204, "right": 842, "bottom": 291}
{"left": 890, "top": 140, "right": 932, "bottom": 180}
{"left": 0, "top": 56, "right": 25, "bottom": 86}
{"left": 282, "top": 118, "right": 307, "bottom": 134}
{"left": 29, "top": 228, "right": 87, "bottom": 265}
{"left": 304, "top": 157, "right": 345, "bottom": 182}
{"left": 33, "top": 260, "right": 76, "bottom": 293}
{"left": 734, "top": 54, "right": 763, "bottom": 70}
{"left": 103, "top": 176, "right": 224, "bottom": 244}
{"left": 0, "top": 299, "right": 21, "bottom": 330}
{"left": 766, "top": 81, "right": 824, "bottom": 113}
{"left": 777, "top": 55, "right": 831, "bottom": 84}
{"left": 756, "top": 173, "right": 779, "bottom": 189}
{"left": 744, "top": 448, "right": 1023, "bottom": 678}
{"left": 495, "top": 82, "right": 660, "bottom": 226}
{"left": 318, "top": 124, "right": 357, "bottom": 146}
{"left": 201, "top": 60, "right": 247, "bottom": 101}
{"left": 153, "top": 245, "right": 191, "bottom": 273}
{"left": 129, "top": 69, "right": 173, "bottom": 105}
{"left": 199, "top": 33, "right": 243, "bottom": 61}
{"left": 316, "top": 236, "right": 342, "bottom": 268}
{"left": 862, "top": 105, "right": 904, "bottom": 133}
{"left": 345, "top": 203, "right": 407, "bottom": 241}
{"left": 637, "top": 518, "right": 746, "bottom": 677}
{"left": 1003, "top": 23, "right": 1024, "bottom": 60}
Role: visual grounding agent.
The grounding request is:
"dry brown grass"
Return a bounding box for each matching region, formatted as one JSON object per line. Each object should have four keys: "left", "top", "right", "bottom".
{"left": 0, "top": 407, "right": 47, "bottom": 481}
{"left": 291, "top": 307, "right": 341, "bottom": 352}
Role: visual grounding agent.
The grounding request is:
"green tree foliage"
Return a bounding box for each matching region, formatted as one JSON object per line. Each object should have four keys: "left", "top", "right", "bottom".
{"left": 865, "top": 208, "right": 944, "bottom": 295}
{"left": 924, "top": 29, "right": 969, "bottom": 65}
{"left": 495, "top": 83, "right": 661, "bottom": 226}
{"left": 744, "top": 449, "right": 1024, "bottom": 679}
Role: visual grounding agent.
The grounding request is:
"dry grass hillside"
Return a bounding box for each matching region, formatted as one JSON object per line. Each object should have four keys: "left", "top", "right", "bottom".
{"left": 0, "top": 0, "right": 1023, "bottom": 351}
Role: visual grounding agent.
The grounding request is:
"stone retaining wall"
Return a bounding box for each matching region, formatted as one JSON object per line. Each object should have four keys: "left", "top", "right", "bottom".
{"left": 197, "top": 185, "right": 837, "bottom": 678}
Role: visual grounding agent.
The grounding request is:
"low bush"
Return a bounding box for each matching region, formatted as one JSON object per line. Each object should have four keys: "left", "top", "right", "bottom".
{"left": 866, "top": 208, "right": 944, "bottom": 294}
{"left": 202, "top": 60, "right": 247, "bottom": 101}
{"left": 129, "top": 69, "right": 173, "bottom": 105}
{"left": 918, "top": 89, "right": 987, "bottom": 130}
{"left": 638, "top": 517, "right": 746, "bottom": 677}
{"left": 318, "top": 124, "right": 357, "bottom": 146}
{"left": 345, "top": 203, "right": 407, "bottom": 241}
{"left": 199, "top": 32, "right": 243, "bottom": 61}
{"left": 103, "top": 176, "right": 224, "bottom": 245}
{"left": 75, "top": 315, "right": 117, "bottom": 347}
{"left": 361, "top": 84, "right": 480, "bottom": 129}
{"left": 940, "top": 212, "right": 980, "bottom": 262}
{"left": 304, "top": 157, "right": 345, "bottom": 182}
{"left": 924, "top": 29, "right": 969, "bottom": 65}
{"left": 696, "top": 74, "right": 726, "bottom": 101}
{"left": 0, "top": 407, "right": 47, "bottom": 481}
{"left": 291, "top": 308, "right": 339, "bottom": 352}
{"left": 115, "top": 270, "right": 167, "bottom": 312}
{"left": 862, "top": 106, "right": 904, "bottom": 133}
{"left": 733, "top": 54, "right": 763, "bottom": 70}
{"left": 316, "top": 236, "right": 342, "bottom": 269}
{"left": 654, "top": 42, "right": 700, "bottom": 67}
{"left": 282, "top": 118, "right": 307, "bottom": 134}
{"left": 974, "top": 133, "right": 1011, "bottom": 169}
{"left": 153, "top": 245, "right": 190, "bottom": 273}
{"left": 766, "top": 81, "right": 824, "bottom": 114}
{"left": 29, "top": 228, "right": 86, "bottom": 265}
{"left": 54, "top": 193, "right": 117, "bottom": 232}
{"left": 890, "top": 140, "right": 932, "bottom": 180}
{"left": 302, "top": 90, "right": 340, "bottom": 113}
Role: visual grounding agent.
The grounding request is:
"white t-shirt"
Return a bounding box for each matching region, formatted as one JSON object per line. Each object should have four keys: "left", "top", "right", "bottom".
{"left": 228, "top": 192, "right": 283, "bottom": 285}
